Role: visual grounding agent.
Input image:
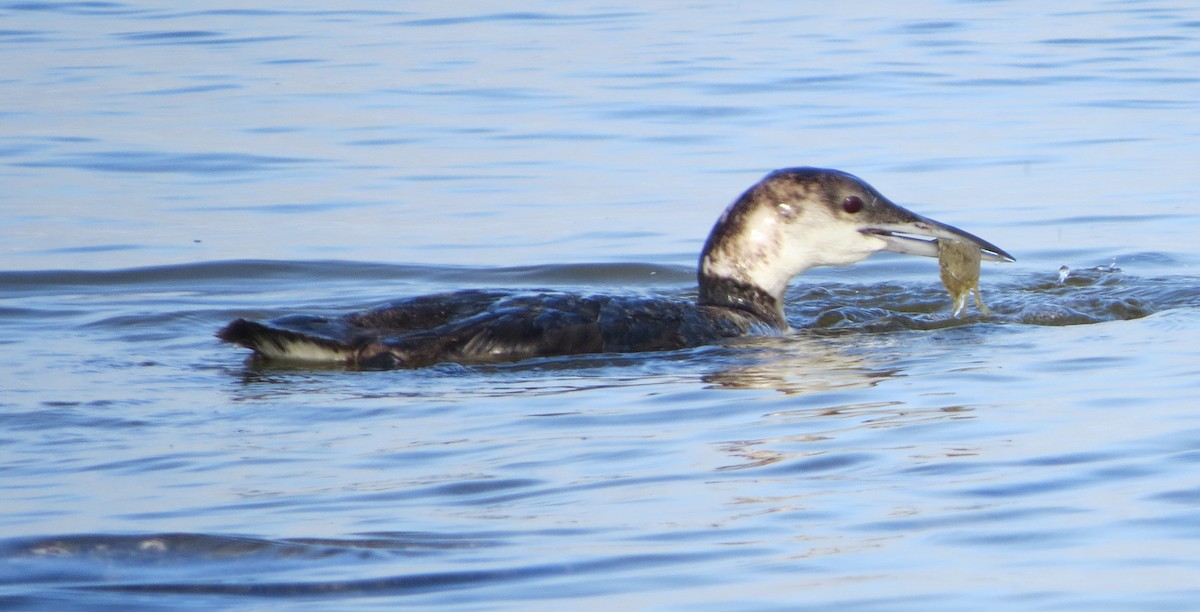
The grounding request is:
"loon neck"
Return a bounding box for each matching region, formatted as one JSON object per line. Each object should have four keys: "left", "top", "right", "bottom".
{"left": 697, "top": 274, "right": 788, "bottom": 330}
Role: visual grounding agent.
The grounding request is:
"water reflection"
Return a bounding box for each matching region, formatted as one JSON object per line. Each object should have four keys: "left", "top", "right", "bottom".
{"left": 701, "top": 333, "right": 899, "bottom": 394}
{"left": 715, "top": 401, "right": 975, "bottom": 472}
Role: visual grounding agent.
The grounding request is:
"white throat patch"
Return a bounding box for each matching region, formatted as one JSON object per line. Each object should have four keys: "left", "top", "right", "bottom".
{"left": 702, "top": 201, "right": 887, "bottom": 300}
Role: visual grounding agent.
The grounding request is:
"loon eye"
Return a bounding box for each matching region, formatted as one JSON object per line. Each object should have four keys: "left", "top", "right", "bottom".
{"left": 842, "top": 195, "right": 864, "bottom": 214}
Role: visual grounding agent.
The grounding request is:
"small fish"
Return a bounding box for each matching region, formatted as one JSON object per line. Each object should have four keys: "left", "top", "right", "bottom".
{"left": 937, "top": 239, "right": 991, "bottom": 317}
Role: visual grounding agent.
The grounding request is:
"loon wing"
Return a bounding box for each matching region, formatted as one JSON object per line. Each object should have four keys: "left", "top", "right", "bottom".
{"left": 218, "top": 315, "right": 361, "bottom": 363}
{"left": 219, "top": 290, "right": 761, "bottom": 369}
{"left": 218, "top": 289, "right": 515, "bottom": 365}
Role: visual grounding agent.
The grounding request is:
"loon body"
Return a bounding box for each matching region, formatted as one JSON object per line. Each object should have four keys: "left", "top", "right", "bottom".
{"left": 219, "top": 167, "right": 1014, "bottom": 368}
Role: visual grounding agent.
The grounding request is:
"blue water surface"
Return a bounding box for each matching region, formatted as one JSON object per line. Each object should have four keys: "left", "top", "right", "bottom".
{"left": 3, "top": 1, "right": 1200, "bottom": 609}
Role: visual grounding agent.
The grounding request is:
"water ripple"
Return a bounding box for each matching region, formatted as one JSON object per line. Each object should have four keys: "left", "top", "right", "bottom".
{"left": 395, "top": 12, "right": 639, "bottom": 28}
{"left": 16, "top": 151, "right": 316, "bottom": 175}
{"left": 1, "top": 532, "right": 757, "bottom": 601}
{"left": 3, "top": 2, "right": 143, "bottom": 16}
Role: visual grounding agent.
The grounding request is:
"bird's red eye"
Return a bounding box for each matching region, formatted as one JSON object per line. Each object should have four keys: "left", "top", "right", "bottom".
{"left": 842, "top": 195, "right": 864, "bottom": 214}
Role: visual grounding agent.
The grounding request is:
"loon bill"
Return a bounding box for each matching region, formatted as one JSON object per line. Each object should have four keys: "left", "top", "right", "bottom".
{"left": 219, "top": 167, "right": 1015, "bottom": 369}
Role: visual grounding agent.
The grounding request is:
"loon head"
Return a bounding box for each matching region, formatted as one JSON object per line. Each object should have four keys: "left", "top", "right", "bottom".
{"left": 698, "top": 167, "right": 1014, "bottom": 327}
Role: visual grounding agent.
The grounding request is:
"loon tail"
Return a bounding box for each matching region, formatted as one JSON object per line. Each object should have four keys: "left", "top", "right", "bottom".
{"left": 217, "top": 316, "right": 356, "bottom": 363}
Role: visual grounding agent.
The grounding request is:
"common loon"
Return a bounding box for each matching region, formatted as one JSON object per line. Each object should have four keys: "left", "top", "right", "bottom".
{"left": 219, "top": 167, "right": 1014, "bottom": 369}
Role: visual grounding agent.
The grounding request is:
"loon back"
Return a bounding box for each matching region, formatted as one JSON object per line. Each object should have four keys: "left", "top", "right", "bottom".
{"left": 219, "top": 167, "right": 1013, "bottom": 369}
{"left": 218, "top": 290, "right": 770, "bottom": 369}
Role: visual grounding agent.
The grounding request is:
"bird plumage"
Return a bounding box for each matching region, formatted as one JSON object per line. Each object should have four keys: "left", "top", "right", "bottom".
{"left": 219, "top": 167, "right": 1014, "bottom": 368}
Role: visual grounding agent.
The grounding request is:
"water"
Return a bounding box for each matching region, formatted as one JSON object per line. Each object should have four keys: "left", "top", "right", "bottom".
{"left": 3, "top": 1, "right": 1200, "bottom": 608}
